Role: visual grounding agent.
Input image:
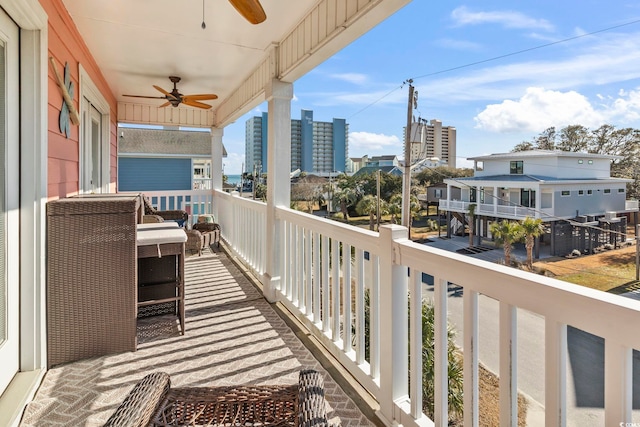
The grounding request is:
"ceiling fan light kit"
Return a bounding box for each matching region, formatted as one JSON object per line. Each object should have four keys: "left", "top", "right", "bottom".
{"left": 123, "top": 76, "right": 218, "bottom": 109}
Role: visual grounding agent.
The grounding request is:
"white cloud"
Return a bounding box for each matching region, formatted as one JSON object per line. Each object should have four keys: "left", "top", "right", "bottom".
{"left": 329, "top": 73, "right": 369, "bottom": 85}
{"left": 451, "top": 6, "right": 554, "bottom": 32}
{"left": 223, "top": 152, "right": 245, "bottom": 175}
{"left": 434, "top": 38, "right": 484, "bottom": 51}
{"left": 416, "top": 31, "right": 640, "bottom": 104}
{"left": 349, "top": 131, "right": 402, "bottom": 155}
{"left": 474, "top": 87, "right": 640, "bottom": 133}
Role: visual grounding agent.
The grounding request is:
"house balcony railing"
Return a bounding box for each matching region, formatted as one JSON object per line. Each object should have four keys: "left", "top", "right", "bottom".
{"left": 625, "top": 199, "right": 639, "bottom": 211}
{"left": 138, "top": 188, "right": 640, "bottom": 426}
{"left": 440, "top": 200, "right": 554, "bottom": 220}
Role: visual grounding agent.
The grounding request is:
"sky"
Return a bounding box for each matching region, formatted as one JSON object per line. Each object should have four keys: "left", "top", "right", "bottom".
{"left": 219, "top": 1, "right": 640, "bottom": 174}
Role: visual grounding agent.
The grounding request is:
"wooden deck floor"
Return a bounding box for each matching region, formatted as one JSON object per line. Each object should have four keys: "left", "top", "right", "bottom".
{"left": 20, "top": 247, "right": 373, "bottom": 426}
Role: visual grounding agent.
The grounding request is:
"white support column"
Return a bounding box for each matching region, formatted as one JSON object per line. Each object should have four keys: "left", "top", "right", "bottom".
{"left": 210, "top": 127, "right": 224, "bottom": 191}
{"left": 263, "top": 79, "right": 293, "bottom": 302}
{"left": 377, "top": 224, "right": 409, "bottom": 426}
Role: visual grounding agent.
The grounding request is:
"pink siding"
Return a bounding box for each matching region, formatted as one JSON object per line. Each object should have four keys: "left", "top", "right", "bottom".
{"left": 41, "top": 0, "right": 118, "bottom": 199}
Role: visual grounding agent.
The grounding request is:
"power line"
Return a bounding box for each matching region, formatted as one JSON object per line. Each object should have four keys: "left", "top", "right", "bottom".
{"left": 346, "top": 18, "right": 640, "bottom": 121}
{"left": 410, "top": 18, "right": 640, "bottom": 81}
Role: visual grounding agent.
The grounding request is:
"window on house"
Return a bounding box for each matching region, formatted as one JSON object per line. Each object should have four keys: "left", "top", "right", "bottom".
{"left": 475, "top": 161, "right": 484, "bottom": 171}
{"left": 510, "top": 160, "right": 523, "bottom": 174}
{"left": 578, "top": 190, "right": 584, "bottom": 196}
{"left": 434, "top": 189, "right": 442, "bottom": 198}
{"left": 561, "top": 190, "right": 570, "bottom": 196}
{"left": 520, "top": 189, "right": 536, "bottom": 207}
{"left": 588, "top": 160, "right": 593, "bottom": 164}
{"left": 587, "top": 189, "right": 593, "bottom": 195}
{"left": 604, "top": 189, "right": 611, "bottom": 194}
{"left": 578, "top": 159, "right": 583, "bottom": 164}
{"left": 618, "top": 188, "right": 625, "bottom": 193}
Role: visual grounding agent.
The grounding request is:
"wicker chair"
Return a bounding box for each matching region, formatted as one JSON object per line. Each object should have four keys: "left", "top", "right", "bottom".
{"left": 192, "top": 222, "right": 221, "bottom": 248}
{"left": 142, "top": 197, "right": 188, "bottom": 227}
{"left": 104, "top": 369, "right": 328, "bottom": 427}
{"left": 184, "top": 229, "right": 204, "bottom": 256}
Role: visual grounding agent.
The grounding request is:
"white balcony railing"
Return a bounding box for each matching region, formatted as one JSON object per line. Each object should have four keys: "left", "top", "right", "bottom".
{"left": 441, "top": 200, "right": 554, "bottom": 220}
{"left": 216, "top": 189, "right": 640, "bottom": 427}
{"left": 144, "top": 189, "right": 214, "bottom": 225}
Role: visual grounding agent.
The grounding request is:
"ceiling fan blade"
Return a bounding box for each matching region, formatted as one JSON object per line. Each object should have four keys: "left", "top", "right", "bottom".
{"left": 123, "top": 94, "right": 167, "bottom": 99}
{"left": 153, "top": 85, "right": 177, "bottom": 99}
{"left": 182, "top": 99, "right": 213, "bottom": 109}
{"left": 228, "top": 0, "right": 266, "bottom": 24}
{"left": 159, "top": 101, "right": 172, "bottom": 108}
{"left": 183, "top": 94, "right": 218, "bottom": 101}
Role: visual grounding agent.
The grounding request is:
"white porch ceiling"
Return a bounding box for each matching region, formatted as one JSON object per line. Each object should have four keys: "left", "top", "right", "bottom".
{"left": 61, "top": 0, "right": 410, "bottom": 128}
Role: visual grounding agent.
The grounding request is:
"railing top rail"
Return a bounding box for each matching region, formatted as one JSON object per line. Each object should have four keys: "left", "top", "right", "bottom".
{"left": 394, "top": 234, "right": 640, "bottom": 348}
{"left": 276, "top": 206, "right": 380, "bottom": 254}
{"left": 143, "top": 189, "right": 213, "bottom": 197}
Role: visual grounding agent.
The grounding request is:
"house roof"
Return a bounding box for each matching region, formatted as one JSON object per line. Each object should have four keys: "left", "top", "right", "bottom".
{"left": 447, "top": 174, "right": 632, "bottom": 184}
{"left": 118, "top": 128, "right": 227, "bottom": 157}
{"left": 353, "top": 166, "right": 402, "bottom": 177}
{"left": 468, "top": 150, "right": 623, "bottom": 161}
{"left": 370, "top": 155, "right": 398, "bottom": 161}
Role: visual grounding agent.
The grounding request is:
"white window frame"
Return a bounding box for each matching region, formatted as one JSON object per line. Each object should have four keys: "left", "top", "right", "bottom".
{"left": 0, "top": 0, "right": 48, "bottom": 412}
{"left": 79, "top": 64, "right": 110, "bottom": 194}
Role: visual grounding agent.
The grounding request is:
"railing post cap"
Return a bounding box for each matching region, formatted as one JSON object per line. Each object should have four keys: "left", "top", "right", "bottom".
{"left": 379, "top": 224, "right": 408, "bottom": 239}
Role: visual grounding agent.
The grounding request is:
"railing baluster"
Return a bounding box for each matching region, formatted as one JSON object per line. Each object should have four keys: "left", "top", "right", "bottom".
{"left": 331, "top": 238, "right": 340, "bottom": 342}
{"left": 499, "top": 302, "right": 517, "bottom": 427}
{"left": 370, "top": 254, "right": 380, "bottom": 380}
{"left": 434, "top": 277, "right": 448, "bottom": 427}
{"left": 292, "top": 225, "right": 299, "bottom": 307}
{"left": 322, "top": 235, "right": 330, "bottom": 333}
{"left": 342, "top": 243, "right": 352, "bottom": 352}
{"left": 355, "top": 248, "right": 365, "bottom": 364}
{"left": 604, "top": 341, "right": 632, "bottom": 425}
{"left": 305, "top": 228, "right": 312, "bottom": 316}
{"left": 409, "top": 270, "right": 422, "bottom": 419}
{"left": 544, "top": 319, "right": 567, "bottom": 427}
{"left": 463, "top": 289, "right": 479, "bottom": 427}
{"left": 313, "top": 232, "right": 321, "bottom": 324}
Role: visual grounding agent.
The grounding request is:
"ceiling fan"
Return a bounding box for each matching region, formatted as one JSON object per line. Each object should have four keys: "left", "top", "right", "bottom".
{"left": 123, "top": 76, "right": 218, "bottom": 109}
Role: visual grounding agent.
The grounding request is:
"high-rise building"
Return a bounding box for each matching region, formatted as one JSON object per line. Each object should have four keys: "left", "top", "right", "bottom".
{"left": 245, "top": 109, "right": 348, "bottom": 175}
{"left": 406, "top": 119, "right": 456, "bottom": 168}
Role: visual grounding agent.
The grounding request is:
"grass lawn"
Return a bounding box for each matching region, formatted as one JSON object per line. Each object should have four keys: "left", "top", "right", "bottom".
{"left": 533, "top": 242, "right": 637, "bottom": 292}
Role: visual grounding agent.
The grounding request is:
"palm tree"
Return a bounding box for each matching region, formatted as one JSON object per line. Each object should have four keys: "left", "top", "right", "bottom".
{"left": 520, "top": 217, "right": 545, "bottom": 270}
{"left": 467, "top": 203, "right": 476, "bottom": 247}
{"left": 489, "top": 220, "right": 523, "bottom": 266}
{"left": 332, "top": 186, "right": 358, "bottom": 223}
{"left": 388, "top": 194, "right": 402, "bottom": 224}
{"left": 356, "top": 195, "right": 378, "bottom": 230}
{"left": 408, "top": 194, "right": 421, "bottom": 229}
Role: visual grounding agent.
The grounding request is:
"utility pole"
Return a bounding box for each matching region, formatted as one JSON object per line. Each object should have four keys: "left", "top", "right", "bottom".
{"left": 636, "top": 224, "right": 640, "bottom": 281}
{"left": 401, "top": 80, "right": 416, "bottom": 238}
{"left": 253, "top": 164, "right": 257, "bottom": 200}
{"left": 376, "top": 169, "right": 381, "bottom": 232}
